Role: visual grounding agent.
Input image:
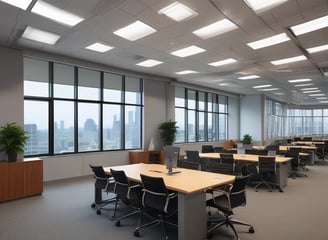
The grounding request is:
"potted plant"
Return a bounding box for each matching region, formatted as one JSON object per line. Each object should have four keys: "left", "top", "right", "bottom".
{"left": 0, "top": 122, "right": 28, "bottom": 162}
{"left": 158, "top": 120, "right": 178, "bottom": 146}
{"left": 242, "top": 134, "right": 252, "bottom": 148}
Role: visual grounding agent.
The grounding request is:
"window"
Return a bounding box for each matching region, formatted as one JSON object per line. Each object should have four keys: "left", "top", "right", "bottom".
{"left": 24, "top": 57, "right": 143, "bottom": 156}
{"left": 174, "top": 86, "right": 228, "bottom": 143}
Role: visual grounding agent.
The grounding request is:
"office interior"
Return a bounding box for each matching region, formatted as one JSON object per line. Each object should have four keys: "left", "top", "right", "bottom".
{"left": 0, "top": 2, "right": 327, "bottom": 182}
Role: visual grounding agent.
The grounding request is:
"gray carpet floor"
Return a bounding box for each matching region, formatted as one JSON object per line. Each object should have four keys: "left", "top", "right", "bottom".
{"left": 1, "top": 165, "right": 328, "bottom": 240}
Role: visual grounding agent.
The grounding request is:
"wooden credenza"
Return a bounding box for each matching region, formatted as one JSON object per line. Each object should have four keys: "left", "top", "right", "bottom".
{"left": 129, "top": 150, "right": 164, "bottom": 164}
{"left": 0, "top": 158, "right": 43, "bottom": 202}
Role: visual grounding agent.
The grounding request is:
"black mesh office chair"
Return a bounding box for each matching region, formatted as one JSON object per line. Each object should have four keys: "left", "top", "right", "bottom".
{"left": 202, "top": 145, "right": 214, "bottom": 153}
{"left": 134, "top": 174, "right": 178, "bottom": 239}
{"left": 110, "top": 169, "right": 143, "bottom": 226}
{"left": 253, "top": 156, "right": 282, "bottom": 192}
{"left": 203, "top": 158, "right": 234, "bottom": 175}
{"left": 286, "top": 150, "right": 307, "bottom": 178}
{"left": 89, "top": 164, "right": 116, "bottom": 215}
{"left": 180, "top": 150, "right": 200, "bottom": 170}
{"left": 206, "top": 175, "right": 254, "bottom": 239}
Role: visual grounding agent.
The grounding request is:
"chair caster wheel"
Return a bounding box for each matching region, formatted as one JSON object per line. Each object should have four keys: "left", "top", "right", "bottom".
{"left": 96, "top": 209, "right": 101, "bottom": 215}
{"left": 134, "top": 230, "right": 140, "bottom": 237}
{"left": 207, "top": 232, "right": 213, "bottom": 239}
{"left": 249, "top": 226, "right": 255, "bottom": 233}
{"left": 91, "top": 203, "right": 96, "bottom": 208}
{"left": 115, "top": 221, "right": 120, "bottom": 226}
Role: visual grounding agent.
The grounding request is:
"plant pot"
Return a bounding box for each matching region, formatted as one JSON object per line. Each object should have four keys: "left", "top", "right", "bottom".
{"left": 7, "top": 152, "right": 17, "bottom": 162}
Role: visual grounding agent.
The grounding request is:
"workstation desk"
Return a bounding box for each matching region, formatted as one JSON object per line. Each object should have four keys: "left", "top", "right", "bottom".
{"left": 279, "top": 145, "right": 316, "bottom": 165}
{"left": 199, "top": 153, "right": 292, "bottom": 189}
{"left": 104, "top": 163, "right": 235, "bottom": 240}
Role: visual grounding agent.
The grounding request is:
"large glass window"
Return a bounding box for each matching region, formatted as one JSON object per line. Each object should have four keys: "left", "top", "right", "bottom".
{"left": 174, "top": 86, "right": 228, "bottom": 143}
{"left": 24, "top": 57, "right": 143, "bottom": 156}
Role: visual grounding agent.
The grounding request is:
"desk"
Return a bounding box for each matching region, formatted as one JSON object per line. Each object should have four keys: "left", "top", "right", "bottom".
{"left": 199, "top": 153, "right": 292, "bottom": 189}
{"left": 291, "top": 141, "right": 325, "bottom": 145}
{"left": 104, "top": 163, "right": 235, "bottom": 240}
{"left": 279, "top": 145, "right": 316, "bottom": 165}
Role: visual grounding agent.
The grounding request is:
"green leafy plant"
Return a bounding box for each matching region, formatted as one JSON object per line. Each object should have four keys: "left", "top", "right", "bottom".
{"left": 158, "top": 120, "right": 178, "bottom": 146}
{"left": 242, "top": 134, "right": 252, "bottom": 144}
{"left": 0, "top": 122, "right": 28, "bottom": 162}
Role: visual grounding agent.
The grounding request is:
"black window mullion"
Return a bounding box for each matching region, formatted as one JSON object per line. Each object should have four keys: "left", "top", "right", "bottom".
{"left": 74, "top": 66, "right": 78, "bottom": 153}
{"left": 48, "top": 62, "right": 54, "bottom": 155}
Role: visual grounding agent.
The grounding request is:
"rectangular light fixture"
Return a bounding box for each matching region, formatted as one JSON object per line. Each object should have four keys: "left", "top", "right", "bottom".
{"left": 294, "top": 83, "right": 314, "bottom": 87}
{"left": 319, "top": 101, "right": 328, "bottom": 103}
{"left": 309, "top": 94, "right": 325, "bottom": 97}
{"left": 136, "top": 59, "right": 163, "bottom": 67}
{"left": 306, "top": 44, "right": 328, "bottom": 54}
{"left": 288, "top": 78, "right": 312, "bottom": 83}
{"left": 171, "top": 45, "right": 206, "bottom": 57}
{"left": 316, "top": 97, "right": 328, "bottom": 100}
{"left": 208, "top": 58, "right": 237, "bottom": 67}
{"left": 21, "top": 26, "right": 61, "bottom": 45}
{"left": 290, "top": 15, "right": 328, "bottom": 36}
{"left": 238, "top": 75, "right": 260, "bottom": 80}
{"left": 158, "top": 2, "right": 197, "bottom": 22}
{"left": 257, "top": 88, "right": 279, "bottom": 91}
{"left": 302, "top": 90, "right": 321, "bottom": 93}
{"left": 252, "top": 84, "right": 272, "bottom": 89}
{"left": 247, "top": 33, "right": 290, "bottom": 49}
{"left": 0, "top": 0, "right": 32, "bottom": 10}
{"left": 31, "top": 1, "right": 84, "bottom": 27}
{"left": 113, "top": 21, "right": 156, "bottom": 41}
{"left": 300, "top": 87, "right": 318, "bottom": 91}
{"left": 271, "top": 55, "right": 306, "bottom": 65}
{"left": 85, "top": 42, "right": 114, "bottom": 53}
{"left": 192, "top": 19, "right": 238, "bottom": 39}
{"left": 243, "top": 0, "right": 288, "bottom": 13}
{"left": 176, "top": 70, "right": 198, "bottom": 75}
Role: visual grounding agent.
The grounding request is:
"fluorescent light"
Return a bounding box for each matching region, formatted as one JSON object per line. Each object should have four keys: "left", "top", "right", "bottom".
{"left": 176, "top": 70, "right": 198, "bottom": 75}
{"left": 271, "top": 55, "right": 307, "bottom": 65}
{"left": 247, "top": 33, "right": 290, "bottom": 49}
{"left": 31, "top": 1, "right": 84, "bottom": 27}
{"left": 158, "top": 2, "right": 197, "bottom": 22}
{"left": 171, "top": 45, "right": 206, "bottom": 57}
{"left": 21, "top": 26, "right": 60, "bottom": 45}
{"left": 290, "top": 15, "right": 328, "bottom": 36}
{"left": 258, "top": 88, "right": 279, "bottom": 91}
{"left": 243, "top": 0, "right": 288, "bottom": 13}
{"left": 0, "top": 0, "right": 32, "bottom": 10}
{"left": 85, "top": 42, "right": 114, "bottom": 53}
{"left": 208, "top": 58, "right": 237, "bottom": 67}
{"left": 219, "top": 83, "right": 229, "bottom": 86}
{"left": 253, "top": 84, "right": 272, "bottom": 89}
{"left": 113, "top": 21, "right": 156, "bottom": 41}
{"left": 294, "top": 83, "right": 314, "bottom": 87}
{"left": 309, "top": 94, "right": 325, "bottom": 96}
{"left": 307, "top": 44, "right": 328, "bottom": 54}
{"left": 316, "top": 97, "right": 328, "bottom": 100}
{"left": 136, "top": 59, "right": 163, "bottom": 67}
{"left": 319, "top": 101, "right": 328, "bottom": 103}
{"left": 274, "top": 92, "right": 285, "bottom": 95}
{"left": 288, "top": 78, "right": 312, "bottom": 83}
{"left": 302, "top": 90, "right": 321, "bottom": 93}
{"left": 238, "top": 75, "right": 260, "bottom": 80}
{"left": 300, "top": 88, "right": 318, "bottom": 91}
{"left": 192, "top": 19, "right": 238, "bottom": 39}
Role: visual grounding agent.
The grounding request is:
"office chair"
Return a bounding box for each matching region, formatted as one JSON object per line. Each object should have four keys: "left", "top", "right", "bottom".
{"left": 203, "top": 158, "right": 234, "bottom": 175}
{"left": 253, "top": 156, "right": 282, "bottom": 192}
{"left": 202, "top": 145, "right": 214, "bottom": 153}
{"left": 180, "top": 150, "right": 201, "bottom": 170}
{"left": 134, "top": 174, "right": 178, "bottom": 239}
{"left": 206, "top": 175, "right": 254, "bottom": 239}
{"left": 110, "top": 169, "right": 143, "bottom": 226}
{"left": 303, "top": 136, "right": 312, "bottom": 141}
{"left": 89, "top": 164, "right": 116, "bottom": 215}
{"left": 286, "top": 150, "right": 307, "bottom": 178}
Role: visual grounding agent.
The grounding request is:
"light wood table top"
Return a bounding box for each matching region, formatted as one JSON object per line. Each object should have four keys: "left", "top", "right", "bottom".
{"left": 279, "top": 145, "right": 317, "bottom": 151}
{"left": 199, "top": 152, "right": 292, "bottom": 163}
{"left": 104, "top": 163, "right": 235, "bottom": 194}
{"left": 291, "top": 141, "right": 325, "bottom": 145}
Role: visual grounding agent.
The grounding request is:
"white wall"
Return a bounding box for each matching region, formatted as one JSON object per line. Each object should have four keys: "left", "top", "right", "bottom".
{"left": 228, "top": 96, "right": 240, "bottom": 140}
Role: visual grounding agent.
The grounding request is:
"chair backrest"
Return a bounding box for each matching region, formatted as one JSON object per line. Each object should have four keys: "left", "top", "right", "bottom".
{"left": 185, "top": 150, "right": 200, "bottom": 163}
{"left": 258, "top": 156, "right": 276, "bottom": 174}
{"left": 89, "top": 164, "right": 113, "bottom": 191}
{"left": 89, "top": 164, "right": 108, "bottom": 179}
{"left": 220, "top": 153, "right": 234, "bottom": 164}
{"left": 245, "top": 149, "right": 258, "bottom": 155}
{"left": 303, "top": 137, "right": 312, "bottom": 141}
{"left": 140, "top": 174, "right": 177, "bottom": 214}
{"left": 204, "top": 158, "right": 234, "bottom": 175}
{"left": 229, "top": 175, "right": 249, "bottom": 209}
{"left": 202, "top": 145, "right": 214, "bottom": 153}
{"left": 285, "top": 151, "right": 300, "bottom": 167}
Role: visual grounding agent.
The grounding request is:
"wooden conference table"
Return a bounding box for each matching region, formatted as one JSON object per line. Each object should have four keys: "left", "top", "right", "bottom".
{"left": 104, "top": 163, "right": 235, "bottom": 240}
{"left": 199, "top": 152, "right": 292, "bottom": 188}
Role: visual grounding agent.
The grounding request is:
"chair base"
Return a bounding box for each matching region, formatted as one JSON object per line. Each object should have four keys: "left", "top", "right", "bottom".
{"left": 288, "top": 171, "right": 307, "bottom": 179}
{"left": 91, "top": 197, "right": 116, "bottom": 215}
{"left": 207, "top": 213, "right": 254, "bottom": 239}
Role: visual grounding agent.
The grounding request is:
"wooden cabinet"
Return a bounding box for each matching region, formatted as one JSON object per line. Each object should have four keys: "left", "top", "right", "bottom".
{"left": 0, "top": 158, "right": 43, "bottom": 202}
{"left": 129, "top": 150, "right": 164, "bottom": 164}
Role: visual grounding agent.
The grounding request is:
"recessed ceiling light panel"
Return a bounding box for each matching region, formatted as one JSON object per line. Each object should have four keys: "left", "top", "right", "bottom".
{"left": 253, "top": 84, "right": 272, "bottom": 89}
{"left": 307, "top": 44, "right": 328, "bottom": 54}
{"left": 271, "top": 55, "right": 307, "bottom": 65}
{"left": 208, "top": 58, "right": 237, "bottom": 67}
{"left": 1, "top": 0, "right": 32, "bottom": 10}
{"left": 243, "top": 0, "right": 288, "bottom": 13}
{"left": 31, "top": 0, "right": 84, "bottom": 26}
{"left": 113, "top": 21, "right": 156, "bottom": 41}
{"left": 290, "top": 15, "right": 328, "bottom": 36}
{"left": 21, "top": 26, "right": 61, "bottom": 45}
{"left": 193, "top": 19, "right": 238, "bottom": 39}
{"left": 238, "top": 75, "right": 260, "bottom": 80}
{"left": 176, "top": 70, "right": 198, "bottom": 75}
{"left": 136, "top": 59, "right": 163, "bottom": 67}
{"left": 288, "top": 78, "right": 312, "bottom": 83}
{"left": 247, "top": 33, "right": 290, "bottom": 49}
{"left": 158, "top": 2, "right": 198, "bottom": 22}
{"left": 85, "top": 42, "right": 114, "bottom": 53}
{"left": 171, "top": 45, "right": 206, "bottom": 57}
